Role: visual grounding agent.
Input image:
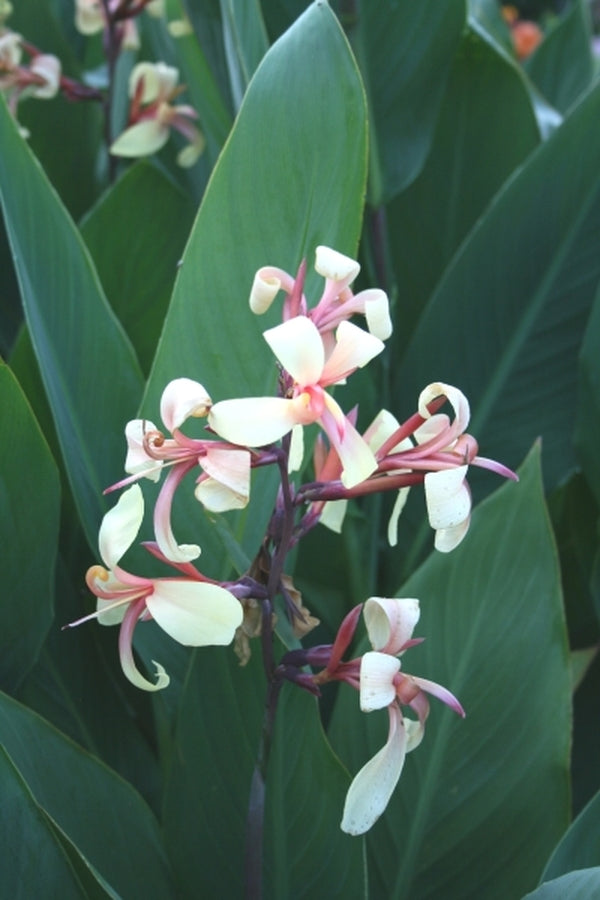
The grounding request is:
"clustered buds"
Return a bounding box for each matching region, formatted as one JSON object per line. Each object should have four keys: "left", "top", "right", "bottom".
{"left": 71, "top": 246, "right": 515, "bottom": 833}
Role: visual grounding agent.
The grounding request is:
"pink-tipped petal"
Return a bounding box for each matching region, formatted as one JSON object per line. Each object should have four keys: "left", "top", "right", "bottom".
{"left": 160, "top": 378, "right": 212, "bottom": 431}
{"left": 315, "top": 246, "right": 360, "bottom": 283}
{"left": 341, "top": 703, "right": 406, "bottom": 835}
{"left": 98, "top": 484, "right": 144, "bottom": 570}
{"left": 263, "top": 316, "right": 325, "bottom": 385}
{"left": 118, "top": 598, "right": 170, "bottom": 691}
{"left": 154, "top": 464, "right": 201, "bottom": 563}
{"left": 321, "top": 321, "right": 384, "bottom": 385}
{"left": 146, "top": 581, "right": 242, "bottom": 646}
{"left": 360, "top": 651, "right": 401, "bottom": 711}
{"left": 412, "top": 675, "right": 465, "bottom": 717}
{"left": 208, "top": 396, "right": 300, "bottom": 446}
{"left": 321, "top": 396, "right": 377, "bottom": 489}
{"left": 364, "top": 597, "right": 420, "bottom": 656}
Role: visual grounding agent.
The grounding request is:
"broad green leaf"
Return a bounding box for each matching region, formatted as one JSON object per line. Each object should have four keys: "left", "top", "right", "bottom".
{"left": 80, "top": 161, "right": 195, "bottom": 374}
{"left": 351, "top": 0, "right": 465, "bottom": 204}
{"left": 264, "top": 683, "right": 364, "bottom": 899}
{"left": 523, "top": 867, "right": 600, "bottom": 899}
{"left": 329, "top": 447, "right": 570, "bottom": 899}
{"left": 219, "top": 0, "right": 269, "bottom": 110}
{"left": 576, "top": 282, "right": 600, "bottom": 507}
{"left": 0, "top": 691, "right": 174, "bottom": 898}
{"left": 542, "top": 789, "right": 600, "bottom": 881}
{"left": 387, "top": 19, "right": 540, "bottom": 349}
{"left": 525, "top": 0, "right": 594, "bottom": 114}
{"left": 0, "top": 746, "right": 95, "bottom": 899}
{"left": 141, "top": 1, "right": 367, "bottom": 574}
{"left": 394, "top": 80, "right": 600, "bottom": 493}
{"left": 0, "top": 97, "right": 144, "bottom": 552}
{"left": 163, "top": 645, "right": 265, "bottom": 897}
{"left": 0, "top": 361, "right": 60, "bottom": 693}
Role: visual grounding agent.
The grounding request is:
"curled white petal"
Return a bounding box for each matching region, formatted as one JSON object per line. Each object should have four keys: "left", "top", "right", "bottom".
{"left": 129, "top": 61, "right": 178, "bottom": 102}
{"left": 360, "top": 651, "right": 400, "bottom": 711}
{"left": 315, "top": 246, "right": 360, "bottom": 284}
{"left": 98, "top": 484, "right": 144, "bottom": 569}
{"left": 364, "top": 597, "right": 420, "bottom": 655}
{"left": 249, "top": 269, "right": 281, "bottom": 314}
{"left": 122, "top": 656, "right": 170, "bottom": 692}
{"left": 341, "top": 704, "right": 406, "bottom": 836}
{"left": 360, "top": 289, "right": 393, "bottom": 340}
{"left": 264, "top": 316, "right": 325, "bottom": 385}
{"left": 424, "top": 466, "right": 471, "bottom": 552}
{"left": 124, "top": 419, "right": 162, "bottom": 481}
{"left": 418, "top": 383, "right": 470, "bottom": 434}
{"left": 160, "top": 378, "right": 212, "bottom": 431}
{"left": 146, "top": 582, "right": 242, "bottom": 646}
{"left": 30, "top": 55, "right": 61, "bottom": 98}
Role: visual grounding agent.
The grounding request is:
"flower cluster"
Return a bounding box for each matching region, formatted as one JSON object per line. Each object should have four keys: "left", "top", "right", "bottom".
{"left": 75, "top": 0, "right": 164, "bottom": 51}
{"left": 71, "top": 245, "right": 514, "bottom": 834}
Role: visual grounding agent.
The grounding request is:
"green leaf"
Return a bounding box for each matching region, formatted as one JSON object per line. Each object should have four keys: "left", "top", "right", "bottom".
{"left": 542, "top": 789, "right": 600, "bottom": 882}
{"left": 329, "top": 446, "right": 570, "bottom": 899}
{"left": 0, "top": 691, "right": 174, "bottom": 898}
{"left": 141, "top": 0, "right": 367, "bottom": 573}
{"left": 0, "top": 98, "right": 145, "bottom": 551}
{"left": 0, "top": 745, "right": 97, "bottom": 899}
{"left": 351, "top": 0, "right": 466, "bottom": 204}
{"left": 387, "top": 20, "right": 540, "bottom": 348}
{"left": 80, "top": 161, "right": 195, "bottom": 375}
{"left": 394, "top": 80, "right": 600, "bottom": 492}
{"left": 264, "top": 683, "right": 365, "bottom": 899}
{"left": 525, "top": 0, "right": 594, "bottom": 114}
{"left": 523, "top": 867, "right": 600, "bottom": 900}
{"left": 576, "top": 282, "right": 600, "bottom": 507}
{"left": 0, "top": 361, "right": 60, "bottom": 693}
{"left": 219, "top": 0, "right": 269, "bottom": 110}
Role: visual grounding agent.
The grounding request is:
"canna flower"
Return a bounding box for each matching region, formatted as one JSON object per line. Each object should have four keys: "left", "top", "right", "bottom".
{"left": 110, "top": 61, "right": 205, "bottom": 167}
{"left": 208, "top": 315, "right": 384, "bottom": 488}
{"left": 115, "top": 378, "right": 251, "bottom": 563}
{"left": 0, "top": 31, "right": 61, "bottom": 125}
{"left": 75, "top": 0, "right": 140, "bottom": 48}
{"left": 341, "top": 597, "right": 464, "bottom": 835}
{"left": 65, "top": 484, "right": 243, "bottom": 691}
{"left": 249, "top": 246, "right": 392, "bottom": 344}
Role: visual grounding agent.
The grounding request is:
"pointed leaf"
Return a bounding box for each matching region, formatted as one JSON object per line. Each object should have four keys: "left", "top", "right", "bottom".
{"left": 524, "top": 868, "right": 600, "bottom": 900}
{"left": 0, "top": 361, "right": 60, "bottom": 692}
{"left": 329, "top": 447, "right": 570, "bottom": 899}
{"left": 542, "top": 789, "right": 600, "bottom": 881}
{"left": 0, "top": 98, "right": 144, "bottom": 551}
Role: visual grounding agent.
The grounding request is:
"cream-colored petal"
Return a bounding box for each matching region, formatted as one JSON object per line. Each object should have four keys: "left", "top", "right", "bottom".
{"left": 160, "top": 378, "right": 212, "bottom": 431}
{"left": 288, "top": 424, "right": 304, "bottom": 473}
{"left": 96, "top": 596, "right": 129, "bottom": 626}
{"left": 363, "top": 409, "right": 412, "bottom": 454}
{"left": 110, "top": 120, "right": 169, "bottom": 158}
{"left": 176, "top": 135, "right": 205, "bottom": 168}
{"left": 321, "top": 395, "right": 378, "bottom": 489}
{"left": 434, "top": 517, "right": 471, "bottom": 553}
{"left": 341, "top": 704, "right": 406, "bottom": 835}
{"left": 364, "top": 597, "right": 420, "bottom": 655}
{"left": 195, "top": 448, "right": 250, "bottom": 511}
{"left": 264, "top": 316, "right": 325, "bottom": 385}
{"left": 129, "top": 61, "right": 178, "bottom": 102}
{"left": 418, "top": 382, "right": 470, "bottom": 433}
{"left": 360, "top": 651, "right": 400, "bottom": 711}
{"left": 146, "top": 581, "right": 242, "bottom": 646}
{"left": 424, "top": 467, "right": 471, "bottom": 552}
{"left": 321, "top": 321, "right": 384, "bottom": 385}
{"left": 387, "top": 487, "right": 411, "bottom": 547}
{"left": 315, "top": 246, "right": 360, "bottom": 283}
{"left": 124, "top": 419, "right": 162, "bottom": 481}
{"left": 360, "top": 289, "right": 393, "bottom": 340}
{"left": 319, "top": 499, "right": 348, "bottom": 533}
{"left": 122, "top": 655, "right": 170, "bottom": 692}
{"left": 249, "top": 269, "right": 281, "bottom": 315}
{"left": 98, "top": 484, "right": 144, "bottom": 569}
{"left": 208, "top": 396, "right": 299, "bottom": 446}
{"left": 30, "top": 54, "right": 61, "bottom": 98}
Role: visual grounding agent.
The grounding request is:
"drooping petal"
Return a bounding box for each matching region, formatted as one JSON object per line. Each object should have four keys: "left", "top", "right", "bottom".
{"left": 96, "top": 595, "right": 132, "bottom": 626}
{"left": 341, "top": 703, "right": 406, "bottom": 835}
{"left": 153, "top": 463, "right": 201, "bottom": 562}
{"left": 124, "top": 419, "right": 162, "bottom": 481}
{"left": 315, "top": 246, "right": 360, "bottom": 284}
{"left": 208, "top": 396, "right": 301, "bottom": 446}
{"left": 321, "top": 321, "right": 384, "bottom": 386}
{"left": 249, "top": 268, "right": 282, "bottom": 314}
{"left": 411, "top": 675, "right": 465, "bottom": 717}
{"left": 195, "top": 447, "right": 250, "bottom": 511}
{"left": 263, "top": 316, "right": 325, "bottom": 385}
{"left": 356, "top": 288, "right": 393, "bottom": 340}
{"left": 387, "top": 487, "right": 411, "bottom": 547}
{"left": 99, "top": 484, "right": 144, "bottom": 569}
{"left": 110, "top": 120, "right": 169, "bottom": 158}
{"left": 319, "top": 499, "right": 348, "bottom": 533}
{"left": 360, "top": 651, "right": 401, "bottom": 711}
{"left": 30, "top": 54, "right": 61, "bottom": 98}
{"left": 146, "top": 581, "right": 242, "bottom": 646}
{"left": 160, "top": 378, "right": 212, "bottom": 431}
{"left": 364, "top": 597, "right": 420, "bottom": 656}
{"left": 118, "top": 597, "right": 170, "bottom": 691}
{"left": 288, "top": 424, "right": 304, "bottom": 473}
{"left": 424, "top": 466, "right": 471, "bottom": 552}
{"left": 320, "top": 395, "right": 377, "bottom": 489}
